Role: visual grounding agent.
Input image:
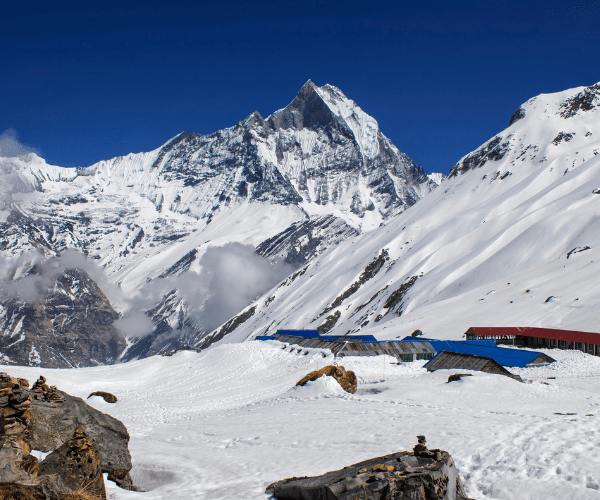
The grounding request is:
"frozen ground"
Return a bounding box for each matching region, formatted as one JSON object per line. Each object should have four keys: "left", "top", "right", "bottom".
{"left": 6, "top": 341, "right": 600, "bottom": 499}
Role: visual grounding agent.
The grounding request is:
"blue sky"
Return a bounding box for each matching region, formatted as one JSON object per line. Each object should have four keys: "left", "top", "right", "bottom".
{"left": 2, "top": 0, "right": 599, "bottom": 174}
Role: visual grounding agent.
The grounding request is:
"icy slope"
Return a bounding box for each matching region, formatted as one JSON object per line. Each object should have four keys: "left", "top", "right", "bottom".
{"left": 6, "top": 342, "right": 600, "bottom": 499}
{"left": 203, "top": 81, "right": 600, "bottom": 344}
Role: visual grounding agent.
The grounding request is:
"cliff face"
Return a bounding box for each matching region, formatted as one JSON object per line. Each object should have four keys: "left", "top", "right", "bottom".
{"left": 0, "top": 268, "right": 126, "bottom": 368}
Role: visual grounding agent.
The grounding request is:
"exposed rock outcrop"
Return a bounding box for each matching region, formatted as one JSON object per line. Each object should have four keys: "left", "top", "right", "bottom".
{"left": 0, "top": 372, "right": 134, "bottom": 495}
{"left": 0, "top": 268, "right": 127, "bottom": 368}
{"left": 296, "top": 365, "right": 357, "bottom": 394}
{"left": 266, "top": 436, "right": 472, "bottom": 500}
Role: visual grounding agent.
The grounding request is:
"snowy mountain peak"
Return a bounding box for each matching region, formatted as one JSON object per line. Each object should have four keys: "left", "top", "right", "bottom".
{"left": 268, "top": 81, "right": 381, "bottom": 160}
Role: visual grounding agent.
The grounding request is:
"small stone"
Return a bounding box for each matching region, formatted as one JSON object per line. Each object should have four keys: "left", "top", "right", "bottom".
{"left": 447, "top": 373, "right": 473, "bottom": 383}
{"left": 373, "top": 464, "right": 394, "bottom": 472}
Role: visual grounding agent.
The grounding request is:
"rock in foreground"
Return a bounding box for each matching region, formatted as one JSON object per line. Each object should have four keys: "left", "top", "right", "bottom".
{"left": 267, "top": 436, "right": 471, "bottom": 500}
{"left": 0, "top": 372, "right": 134, "bottom": 496}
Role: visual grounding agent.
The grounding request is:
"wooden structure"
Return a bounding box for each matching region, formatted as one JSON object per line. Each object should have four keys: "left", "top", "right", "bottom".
{"left": 465, "top": 327, "right": 600, "bottom": 356}
{"left": 258, "top": 333, "right": 435, "bottom": 363}
{"left": 407, "top": 337, "right": 555, "bottom": 368}
{"left": 424, "top": 351, "right": 523, "bottom": 381}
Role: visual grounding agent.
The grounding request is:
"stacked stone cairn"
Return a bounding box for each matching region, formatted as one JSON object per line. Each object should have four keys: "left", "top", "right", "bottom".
{"left": 0, "top": 373, "right": 36, "bottom": 483}
{"left": 31, "top": 375, "right": 65, "bottom": 403}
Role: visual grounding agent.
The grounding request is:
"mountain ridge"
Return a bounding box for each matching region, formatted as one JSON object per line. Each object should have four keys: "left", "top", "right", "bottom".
{"left": 1, "top": 81, "right": 441, "bottom": 365}
{"left": 197, "top": 80, "right": 600, "bottom": 348}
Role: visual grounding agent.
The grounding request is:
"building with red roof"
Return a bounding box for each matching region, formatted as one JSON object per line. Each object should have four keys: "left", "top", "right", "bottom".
{"left": 464, "top": 327, "right": 600, "bottom": 356}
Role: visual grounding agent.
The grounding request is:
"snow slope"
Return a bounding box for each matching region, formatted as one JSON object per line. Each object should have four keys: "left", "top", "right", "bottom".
{"left": 203, "top": 82, "right": 600, "bottom": 344}
{"left": 6, "top": 342, "right": 600, "bottom": 499}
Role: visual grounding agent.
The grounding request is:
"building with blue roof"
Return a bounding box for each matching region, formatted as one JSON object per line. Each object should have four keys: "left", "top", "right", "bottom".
{"left": 401, "top": 337, "right": 554, "bottom": 368}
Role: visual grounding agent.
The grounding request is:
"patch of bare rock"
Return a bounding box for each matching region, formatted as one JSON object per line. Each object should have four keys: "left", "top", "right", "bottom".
{"left": 0, "top": 372, "right": 134, "bottom": 499}
{"left": 267, "top": 436, "right": 473, "bottom": 500}
{"left": 296, "top": 365, "right": 357, "bottom": 393}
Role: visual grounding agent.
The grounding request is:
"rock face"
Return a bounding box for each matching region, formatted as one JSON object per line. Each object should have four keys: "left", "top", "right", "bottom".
{"left": 0, "top": 373, "right": 134, "bottom": 494}
{"left": 29, "top": 379, "right": 133, "bottom": 489}
{"left": 296, "top": 365, "right": 357, "bottom": 394}
{"left": 0, "top": 268, "right": 127, "bottom": 368}
{"left": 266, "top": 436, "right": 471, "bottom": 500}
{"left": 256, "top": 215, "right": 359, "bottom": 267}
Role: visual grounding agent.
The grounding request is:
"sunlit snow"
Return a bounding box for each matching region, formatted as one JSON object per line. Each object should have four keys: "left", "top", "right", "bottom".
{"left": 6, "top": 342, "right": 600, "bottom": 499}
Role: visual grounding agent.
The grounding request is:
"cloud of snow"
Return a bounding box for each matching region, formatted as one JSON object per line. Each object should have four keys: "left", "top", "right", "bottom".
{"left": 0, "top": 129, "right": 40, "bottom": 158}
{"left": 119, "top": 242, "right": 293, "bottom": 338}
{"left": 0, "top": 249, "right": 125, "bottom": 306}
{"left": 1, "top": 244, "right": 292, "bottom": 341}
{"left": 113, "top": 310, "right": 155, "bottom": 338}
{"left": 188, "top": 242, "right": 293, "bottom": 330}
{"left": 0, "top": 131, "right": 41, "bottom": 218}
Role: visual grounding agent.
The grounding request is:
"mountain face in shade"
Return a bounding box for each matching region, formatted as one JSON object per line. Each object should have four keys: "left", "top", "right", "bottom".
{"left": 0, "top": 82, "right": 440, "bottom": 365}
{"left": 0, "top": 268, "right": 126, "bottom": 368}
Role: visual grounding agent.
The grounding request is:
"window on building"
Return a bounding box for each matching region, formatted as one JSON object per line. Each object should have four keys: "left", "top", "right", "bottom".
{"left": 401, "top": 354, "right": 414, "bottom": 362}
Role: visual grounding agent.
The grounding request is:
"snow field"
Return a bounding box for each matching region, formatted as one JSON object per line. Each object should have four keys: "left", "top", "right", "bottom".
{"left": 6, "top": 341, "right": 600, "bottom": 499}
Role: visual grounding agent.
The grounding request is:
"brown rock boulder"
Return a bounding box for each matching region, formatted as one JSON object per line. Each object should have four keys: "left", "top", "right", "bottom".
{"left": 87, "top": 391, "right": 118, "bottom": 404}
{"left": 38, "top": 427, "right": 106, "bottom": 500}
{"left": 296, "top": 365, "right": 357, "bottom": 393}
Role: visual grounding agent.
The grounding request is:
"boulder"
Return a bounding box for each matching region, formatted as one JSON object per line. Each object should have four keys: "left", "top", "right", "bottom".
{"left": 296, "top": 365, "right": 357, "bottom": 393}
{"left": 87, "top": 391, "right": 118, "bottom": 404}
{"left": 29, "top": 387, "right": 133, "bottom": 490}
{"left": 38, "top": 427, "right": 106, "bottom": 500}
{"left": 266, "top": 436, "right": 472, "bottom": 500}
{"left": 0, "top": 372, "right": 135, "bottom": 492}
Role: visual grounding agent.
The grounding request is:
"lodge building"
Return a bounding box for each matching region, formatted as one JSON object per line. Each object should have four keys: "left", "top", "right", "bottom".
{"left": 464, "top": 327, "right": 600, "bottom": 356}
